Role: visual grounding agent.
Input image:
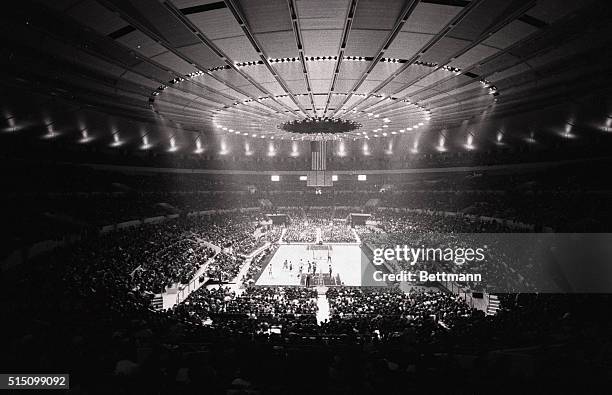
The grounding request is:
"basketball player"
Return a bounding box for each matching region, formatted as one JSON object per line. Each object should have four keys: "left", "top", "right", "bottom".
{"left": 329, "top": 263, "right": 332, "bottom": 277}
{"left": 268, "top": 263, "right": 273, "bottom": 277}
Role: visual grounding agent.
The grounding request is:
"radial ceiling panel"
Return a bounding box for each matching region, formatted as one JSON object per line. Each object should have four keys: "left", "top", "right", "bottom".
{"left": 277, "top": 96, "right": 300, "bottom": 110}
{"left": 475, "top": 52, "right": 522, "bottom": 77}
{"left": 489, "top": 63, "right": 531, "bottom": 82}
{"left": 306, "top": 62, "right": 336, "bottom": 83}
{"left": 526, "top": 0, "right": 592, "bottom": 24}
{"left": 241, "top": 65, "right": 278, "bottom": 84}
{"left": 343, "top": 96, "right": 363, "bottom": 109}
{"left": 379, "top": 82, "right": 407, "bottom": 96}
{"left": 125, "top": 0, "right": 200, "bottom": 48}
{"left": 419, "top": 74, "right": 475, "bottom": 97}
{"left": 296, "top": 96, "right": 311, "bottom": 109}
{"left": 72, "top": 51, "right": 129, "bottom": 78}
{"left": 116, "top": 30, "right": 168, "bottom": 58}
{"left": 310, "top": 79, "right": 332, "bottom": 94}
{"left": 259, "top": 82, "right": 286, "bottom": 96}
{"left": 150, "top": 51, "right": 198, "bottom": 75}
{"left": 186, "top": 9, "right": 243, "bottom": 40}
{"left": 449, "top": 44, "right": 500, "bottom": 69}
{"left": 296, "top": 0, "right": 350, "bottom": 30}
{"left": 122, "top": 71, "right": 162, "bottom": 90}
{"left": 351, "top": 0, "right": 404, "bottom": 29}
{"left": 448, "top": 0, "right": 512, "bottom": 42}
{"left": 394, "top": 84, "right": 425, "bottom": 98}
{"left": 366, "top": 62, "right": 404, "bottom": 82}
{"left": 313, "top": 95, "right": 327, "bottom": 108}
{"left": 273, "top": 62, "right": 305, "bottom": 82}
{"left": 420, "top": 37, "right": 470, "bottom": 64}
{"left": 210, "top": 70, "right": 255, "bottom": 90}
{"left": 256, "top": 31, "right": 298, "bottom": 59}
{"left": 384, "top": 32, "right": 434, "bottom": 60}
{"left": 344, "top": 30, "right": 389, "bottom": 57}
{"left": 177, "top": 43, "right": 226, "bottom": 70}
{"left": 213, "top": 36, "right": 261, "bottom": 62}
{"left": 403, "top": 3, "right": 463, "bottom": 35}
{"left": 391, "top": 65, "right": 434, "bottom": 85}
{"left": 482, "top": 20, "right": 538, "bottom": 49}
{"left": 239, "top": 0, "right": 292, "bottom": 33}
{"left": 328, "top": 95, "right": 346, "bottom": 109}
{"left": 67, "top": 0, "right": 127, "bottom": 35}
{"left": 132, "top": 62, "right": 173, "bottom": 81}
{"left": 337, "top": 61, "right": 371, "bottom": 81}
{"left": 302, "top": 30, "right": 343, "bottom": 57}
{"left": 334, "top": 79, "right": 358, "bottom": 93}
{"left": 283, "top": 79, "right": 309, "bottom": 95}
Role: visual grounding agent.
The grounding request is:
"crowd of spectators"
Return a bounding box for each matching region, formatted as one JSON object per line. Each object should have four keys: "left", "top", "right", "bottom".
{"left": 242, "top": 245, "right": 277, "bottom": 285}
{"left": 3, "top": 157, "right": 612, "bottom": 391}
{"left": 282, "top": 222, "right": 317, "bottom": 243}
{"left": 321, "top": 223, "right": 356, "bottom": 243}
{"left": 204, "top": 252, "right": 245, "bottom": 283}
{"left": 3, "top": 209, "right": 612, "bottom": 393}
{"left": 171, "top": 286, "right": 319, "bottom": 337}
{"left": 324, "top": 287, "right": 474, "bottom": 339}
{"left": 358, "top": 211, "right": 552, "bottom": 292}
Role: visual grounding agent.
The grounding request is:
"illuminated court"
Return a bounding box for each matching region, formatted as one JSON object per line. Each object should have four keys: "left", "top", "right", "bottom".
{"left": 256, "top": 244, "right": 371, "bottom": 286}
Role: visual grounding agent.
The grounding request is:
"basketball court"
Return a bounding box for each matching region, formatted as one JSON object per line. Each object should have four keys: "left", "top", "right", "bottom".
{"left": 255, "top": 244, "right": 371, "bottom": 286}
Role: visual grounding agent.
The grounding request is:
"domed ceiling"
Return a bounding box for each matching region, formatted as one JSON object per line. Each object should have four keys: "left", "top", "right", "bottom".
{"left": 0, "top": 0, "right": 611, "bottom": 153}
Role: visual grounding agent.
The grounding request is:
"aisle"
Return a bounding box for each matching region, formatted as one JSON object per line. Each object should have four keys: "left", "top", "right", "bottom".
{"left": 316, "top": 288, "right": 330, "bottom": 324}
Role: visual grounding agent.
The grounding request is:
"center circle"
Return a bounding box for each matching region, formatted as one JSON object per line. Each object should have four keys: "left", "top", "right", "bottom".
{"left": 279, "top": 118, "right": 362, "bottom": 135}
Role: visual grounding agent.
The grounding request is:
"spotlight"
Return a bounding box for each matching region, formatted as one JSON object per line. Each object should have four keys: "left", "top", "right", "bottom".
{"left": 110, "top": 132, "right": 122, "bottom": 147}
{"left": 168, "top": 136, "right": 178, "bottom": 152}
{"left": 195, "top": 137, "right": 204, "bottom": 154}
{"left": 79, "top": 129, "right": 92, "bottom": 143}
{"left": 141, "top": 135, "right": 152, "bottom": 150}
{"left": 411, "top": 138, "right": 419, "bottom": 154}
{"left": 436, "top": 132, "right": 446, "bottom": 152}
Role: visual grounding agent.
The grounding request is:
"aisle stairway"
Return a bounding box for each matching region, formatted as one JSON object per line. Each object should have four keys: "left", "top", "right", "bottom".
{"left": 316, "top": 287, "right": 330, "bottom": 324}
{"left": 151, "top": 294, "right": 164, "bottom": 311}
{"left": 486, "top": 294, "right": 501, "bottom": 315}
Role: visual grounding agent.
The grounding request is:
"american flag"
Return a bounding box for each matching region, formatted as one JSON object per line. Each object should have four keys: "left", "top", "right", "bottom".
{"left": 311, "top": 141, "right": 327, "bottom": 170}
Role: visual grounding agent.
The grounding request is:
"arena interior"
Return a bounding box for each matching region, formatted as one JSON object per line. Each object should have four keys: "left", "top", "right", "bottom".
{"left": 2, "top": 0, "right": 612, "bottom": 393}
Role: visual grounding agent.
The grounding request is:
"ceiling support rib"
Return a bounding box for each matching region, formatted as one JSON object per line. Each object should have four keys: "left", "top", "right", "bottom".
{"left": 162, "top": 1, "right": 293, "bottom": 119}
{"left": 224, "top": 0, "right": 311, "bottom": 118}
{"left": 350, "top": 0, "right": 536, "bottom": 118}
{"left": 99, "top": 0, "right": 286, "bottom": 121}
{"left": 358, "top": 0, "right": 536, "bottom": 115}
{"left": 329, "top": 0, "right": 421, "bottom": 119}
{"left": 322, "top": 0, "right": 359, "bottom": 118}
{"left": 7, "top": 1, "right": 248, "bottom": 120}
{"left": 337, "top": 0, "right": 484, "bottom": 118}
{"left": 287, "top": 0, "right": 317, "bottom": 118}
